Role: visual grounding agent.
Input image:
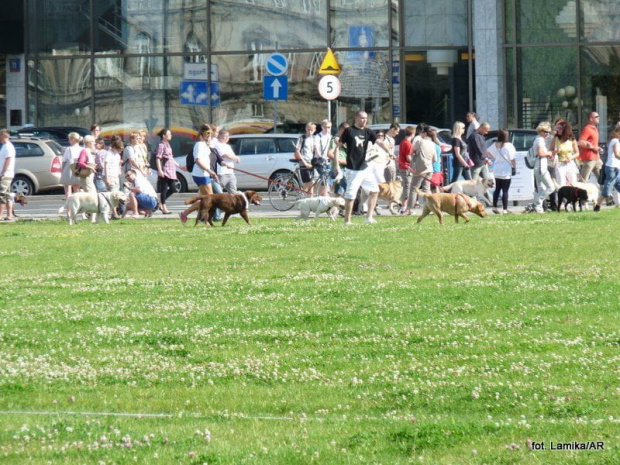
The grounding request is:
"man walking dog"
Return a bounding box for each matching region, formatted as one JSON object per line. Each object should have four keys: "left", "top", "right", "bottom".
{"left": 336, "top": 110, "right": 388, "bottom": 224}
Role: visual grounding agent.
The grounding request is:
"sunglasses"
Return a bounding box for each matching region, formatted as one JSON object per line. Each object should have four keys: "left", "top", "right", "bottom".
{"left": 541, "top": 130, "right": 550, "bottom": 134}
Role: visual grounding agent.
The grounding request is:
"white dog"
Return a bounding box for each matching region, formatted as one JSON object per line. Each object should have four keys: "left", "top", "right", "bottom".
{"left": 442, "top": 176, "right": 495, "bottom": 205}
{"left": 59, "top": 191, "right": 128, "bottom": 225}
{"left": 293, "top": 196, "right": 345, "bottom": 220}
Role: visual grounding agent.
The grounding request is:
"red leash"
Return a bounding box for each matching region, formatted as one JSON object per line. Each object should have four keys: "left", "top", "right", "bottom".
{"left": 231, "top": 166, "right": 311, "bottom": 195}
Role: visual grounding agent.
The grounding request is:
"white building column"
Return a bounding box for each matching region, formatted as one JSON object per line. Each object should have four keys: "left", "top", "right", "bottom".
{"left": 473, "top": 0, "right": 504, "bottom": 128}
{"left": 6, "top": 54, "right": 27, "bottom": 129}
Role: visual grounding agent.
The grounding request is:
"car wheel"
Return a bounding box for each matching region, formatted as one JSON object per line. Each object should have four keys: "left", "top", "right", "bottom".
{"left": 175, "top": 175, "right": 188, "bottom": 193}
{"left": 11, "top": 175, "right": 35, "bottom": 196}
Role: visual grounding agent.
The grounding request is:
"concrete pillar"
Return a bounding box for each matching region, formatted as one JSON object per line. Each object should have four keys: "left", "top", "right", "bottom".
{"left": 473, "top": 0, "right": 505, "bottom": 129}
{"left": 6, "top": 54, "right": 27, "bottom": 129}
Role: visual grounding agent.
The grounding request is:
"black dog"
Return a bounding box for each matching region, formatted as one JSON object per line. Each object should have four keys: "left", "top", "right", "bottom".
{"left": 557, "top": 186, "right": 589, "bottom": 212}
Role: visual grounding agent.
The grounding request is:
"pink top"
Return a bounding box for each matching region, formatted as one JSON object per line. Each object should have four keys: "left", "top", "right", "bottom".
{"left": 156, "top": 140, "right": 177, "bottom": 179}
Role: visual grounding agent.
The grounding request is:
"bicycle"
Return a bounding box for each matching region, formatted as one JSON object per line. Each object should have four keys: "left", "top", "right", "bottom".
{"left": 268, "top": 159, "right": 332, "bottom": 211}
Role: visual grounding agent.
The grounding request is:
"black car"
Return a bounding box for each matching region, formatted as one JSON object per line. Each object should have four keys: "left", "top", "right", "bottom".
{"left": 16, "top": 126, "right": 91, "bottom": 147}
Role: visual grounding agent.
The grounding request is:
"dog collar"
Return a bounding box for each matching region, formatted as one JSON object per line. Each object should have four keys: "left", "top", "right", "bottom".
{"left": 240, "top": 192, "right": 249, "bottom": 210}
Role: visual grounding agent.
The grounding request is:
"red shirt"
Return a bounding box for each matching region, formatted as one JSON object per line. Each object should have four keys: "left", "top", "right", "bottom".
{"left": 399, "top": 139, "right": 413, "bottom": 170}
{"left": 578, "top": 124, "right": 599, "bottom": 161}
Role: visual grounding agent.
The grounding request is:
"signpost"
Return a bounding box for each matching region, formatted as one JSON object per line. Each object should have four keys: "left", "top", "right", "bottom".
{"left": 263, "top": 76, "right": 288, "bottom": 100}
{"left": 318, "top": 49, "right": 342, "bottom": 122}
{"left": 180, "top": 63, "right": 219, "bottom": 106}
{"left": 264, "top": 53, "right": 289, "bottom": 134}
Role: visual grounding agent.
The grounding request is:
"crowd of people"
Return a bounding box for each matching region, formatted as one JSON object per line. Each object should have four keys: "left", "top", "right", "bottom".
{"left": 2, "top": 109, "right": 620, "bottom": 224}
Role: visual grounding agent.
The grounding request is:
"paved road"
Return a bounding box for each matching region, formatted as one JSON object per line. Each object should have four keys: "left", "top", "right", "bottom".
{"left": 9, "top": 192, "right": 297, "bottom": 221}
{"left": 8, "top": 193, "right": 547, "bottom": 222}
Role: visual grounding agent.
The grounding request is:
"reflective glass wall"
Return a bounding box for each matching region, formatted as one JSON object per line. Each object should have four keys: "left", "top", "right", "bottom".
{"left": 25, "top": 0, "right": 476, "bottom": 145}
{"left": 505, "top": 0, "right": 620, "bottom": 138}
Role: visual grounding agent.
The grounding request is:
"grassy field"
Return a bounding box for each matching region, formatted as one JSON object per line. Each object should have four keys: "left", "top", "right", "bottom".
{"left": 0, "top": 211, "right": 619, "bottom": 464}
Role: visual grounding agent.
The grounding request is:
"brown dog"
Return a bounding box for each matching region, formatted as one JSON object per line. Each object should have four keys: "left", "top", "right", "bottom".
{"left": 358, "top": 178, "right": 403, "bottom": 215}
{"left": 184, "top": 190, "right": 262, "bottom": 227}
{"left": 14, "top": 194, "right": 28, "bottom": 206}
{"left": 415, "top": 189, "right": 487, "bottom": 224}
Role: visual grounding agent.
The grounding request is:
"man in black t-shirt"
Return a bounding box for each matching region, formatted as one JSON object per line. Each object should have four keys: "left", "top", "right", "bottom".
{"left": 336, "top": 110, "right": 388, "bottom": 224}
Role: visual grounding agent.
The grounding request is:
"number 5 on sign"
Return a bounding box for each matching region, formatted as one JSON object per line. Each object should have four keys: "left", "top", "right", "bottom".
{"left": 318, "top": 75, "right": 341, "bottom": 101}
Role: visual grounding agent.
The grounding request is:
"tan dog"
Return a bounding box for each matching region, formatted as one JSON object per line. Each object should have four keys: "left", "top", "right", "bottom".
{"left": 359, "top": 179, "right": 403, "bottom": 215}
{"left": 415, "top": 188, "right": 487, "bottom": 224}
{"left": 442, "top": 177, "right": 494, "bottom": 205}
{"left": 184, "top": 190, "right": 262, "bottom": 227}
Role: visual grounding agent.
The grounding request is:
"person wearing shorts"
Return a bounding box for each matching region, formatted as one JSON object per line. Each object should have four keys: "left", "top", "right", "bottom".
{"left": 0, "top": 129, "right": 16, "bottom": 220}
{"left": 337, "top": 110, "right": 388, "bottom": 224}
{"left": 180, "top": 125, "right": 218, "bottom": 224}
{"left": 123, "top": 169, "right": 158, "bottom": 217}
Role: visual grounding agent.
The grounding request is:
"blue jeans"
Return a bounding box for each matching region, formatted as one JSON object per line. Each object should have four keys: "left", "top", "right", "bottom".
{"left": 212, "top": 179, "right": 223, "bottom": 220}
{"left": 94, "top": 178, "right": 107, "bottom": 192}
{"left": 451, "top": 162, "right": 472, "bottom": 183}
{"left": 601, "top": 166, "right": 620, "bottom": 197}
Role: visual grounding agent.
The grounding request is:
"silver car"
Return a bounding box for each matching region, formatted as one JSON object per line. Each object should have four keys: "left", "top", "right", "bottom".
{"left": 148, "top": 134, "right": 300, "bottom": 192}
{"left": 4, "top": 138, "right": 64, "bottom": 195}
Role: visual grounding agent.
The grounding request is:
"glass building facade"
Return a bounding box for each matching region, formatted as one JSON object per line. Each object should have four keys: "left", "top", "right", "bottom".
{"left": 504, "top": 0, "right": 620, "bottom": 141}
{"left": 18, "top": 0, "right": 473, "bottom": 147}
{"left": 2, "top": 0, "right": 619, "bottom": 145}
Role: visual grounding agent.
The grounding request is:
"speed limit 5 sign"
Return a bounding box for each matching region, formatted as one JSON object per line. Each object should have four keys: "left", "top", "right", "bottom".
{"left": 318, "top": 75, "right": 341, "bottom": 100}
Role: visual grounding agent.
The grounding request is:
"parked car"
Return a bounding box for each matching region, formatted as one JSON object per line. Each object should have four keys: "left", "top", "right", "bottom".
{"left": 146, "top": 133, "right": 301, "bottom": 193}
{"left": 227, "top": 134, "right": 299, "bottom": 190}
{"left": 3, "top": 137, "right": 64, "bottom": 195}
{"left": 17, "top": 126, "right": 91, "bottom": 147}
{"left": 484, "top": 129, "right": 538, "bottom": 151}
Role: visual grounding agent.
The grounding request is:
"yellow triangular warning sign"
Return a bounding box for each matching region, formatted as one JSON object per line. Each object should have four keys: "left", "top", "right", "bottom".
{"left": 319, "top": 49, "right": 341, "bottom": 75}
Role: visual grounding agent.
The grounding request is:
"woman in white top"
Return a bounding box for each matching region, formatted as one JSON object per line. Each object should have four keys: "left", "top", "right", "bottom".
{"left": 179, "top": 124, "right": 218, "bottom": 225}
{"left": 60, "top": 132, "right": 83, "bottom": 199}
{"left": 532, "top": 121, "right": 555, "bottom": 213}
{"left": 596, "top": 126, "right": 620, "bottom": 208}
{"left": 105, "top": 138, "right": 124, "bottom": 192}
{"left": 486, "top": 129, "right": 516, "bottom": 214}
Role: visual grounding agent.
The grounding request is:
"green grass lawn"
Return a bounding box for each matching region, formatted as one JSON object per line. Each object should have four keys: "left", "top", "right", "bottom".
{"left": 0, "top": 211, "right": 619, "bottom": 464}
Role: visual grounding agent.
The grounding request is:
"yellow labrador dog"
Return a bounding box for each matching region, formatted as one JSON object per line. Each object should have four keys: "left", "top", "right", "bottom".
{"left": 442, "top": 177, "right": 494, "bottom": 205}
{"left": 415, "top": 189, "right": 487, "bottom": 224}
{"left": 359, "top": 179, "right": 403, "bottom": 215}
{"left": 59, "top": 191, "right": 128, "bottom": 225}
{"left": 293, "top": 196, "right": 345, "bottom": 220}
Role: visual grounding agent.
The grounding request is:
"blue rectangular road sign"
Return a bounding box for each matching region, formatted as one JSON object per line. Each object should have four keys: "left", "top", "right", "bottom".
{"left": 180, "top": 81, "right": 208, "bottom": 106}
{"left": 180, "top": 81, "right": 220, "bottom": 106}
{"left": 263, "top": 76, "right": 288, "bottom": 100}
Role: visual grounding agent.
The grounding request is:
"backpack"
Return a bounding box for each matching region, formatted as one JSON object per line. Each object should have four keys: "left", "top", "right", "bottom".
{"left": 525, "top": 144, "right": 537, "bottom": 169}
{"left": 185, "top": 149, "right": 195, "bottom": 172}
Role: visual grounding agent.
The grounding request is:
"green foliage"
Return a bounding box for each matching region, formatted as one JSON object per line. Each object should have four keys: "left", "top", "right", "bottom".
{"left": 0, "top": 212, "right": 619, "bottom": 463}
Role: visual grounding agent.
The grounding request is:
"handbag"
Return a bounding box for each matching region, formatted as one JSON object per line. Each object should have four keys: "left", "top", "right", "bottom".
{"left": 70, "top": 163, "right": 95, "bottom": 178}
{"left": 466, "top": 157, "right": 474, "bottom": 168}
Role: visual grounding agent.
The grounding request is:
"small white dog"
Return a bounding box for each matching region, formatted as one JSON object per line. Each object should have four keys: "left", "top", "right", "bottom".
{"left": 442, "top": 176, "right": 495, "bottom": 205}
{"left": 59, "top": 191, "right": 128, "bottom": 225}
{"left": 293, "top": 196, "right": 345, "bottom": 220}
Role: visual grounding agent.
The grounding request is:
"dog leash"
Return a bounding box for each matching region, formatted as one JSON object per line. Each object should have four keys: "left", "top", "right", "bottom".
{"left": 231, "top": 167, "right": 312, "bottom": 195}
{"left": 97, "top": 192, "right": 114, "bottom": 211}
